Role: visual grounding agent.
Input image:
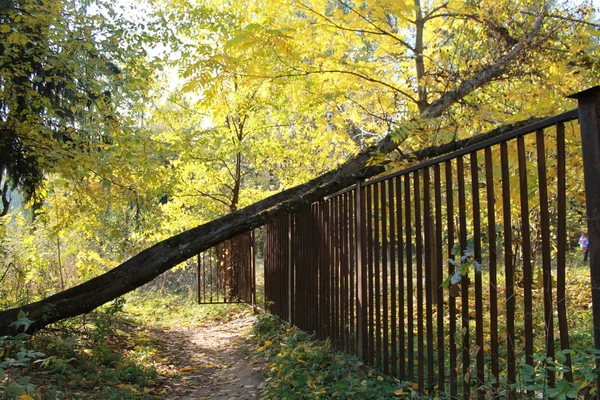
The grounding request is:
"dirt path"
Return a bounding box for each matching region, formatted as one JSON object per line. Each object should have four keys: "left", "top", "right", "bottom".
{"left": 150, "top": 315, "right": 265, "bottom": 399}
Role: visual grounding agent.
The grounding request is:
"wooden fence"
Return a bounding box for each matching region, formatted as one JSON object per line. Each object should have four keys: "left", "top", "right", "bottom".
{"left": 262, "top": 87, "right": 600, "bottom": 398}
{"left": 197, "top": 230, "right": 256, "bottom": 306}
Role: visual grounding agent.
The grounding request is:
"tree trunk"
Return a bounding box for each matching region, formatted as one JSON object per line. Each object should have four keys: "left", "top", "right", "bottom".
{"left": 0, "top": 115, "right": 543, "bottom": 335}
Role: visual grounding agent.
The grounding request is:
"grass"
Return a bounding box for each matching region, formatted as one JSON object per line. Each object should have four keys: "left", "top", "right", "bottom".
{"left": 123, "top": 289, "right": 250, "bottom": 329}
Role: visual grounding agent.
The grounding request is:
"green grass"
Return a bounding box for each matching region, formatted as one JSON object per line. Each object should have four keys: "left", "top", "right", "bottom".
{"left": 123, "top": 290, "right": 251, "bottom": 328}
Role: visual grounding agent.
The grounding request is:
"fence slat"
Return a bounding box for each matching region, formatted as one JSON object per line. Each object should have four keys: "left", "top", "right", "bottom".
{"left": 374, "top": 183, "right": 382, "bottom": 367}
{"left": 388, "top": 179, "right": 397, "bottom": 377}
{"left": 484, "top": 147, "right": 499, "bottom": 389}
{"left": 380, "top": 181, "right": 390, "bottom": 373}
{"left": 423, "top": 167, "right": 434, "bottom": 394}
{"left": 367, "top": 185, "right": 375, "bottom": 365}
{"left": 470, "top": 151, "right": 484, "bottom": 397}
{"left": 396, "top": 176, "right": 406, "bottom": 380}
{"left": 405, "top": 174, "right": 414, "bottom": 380}
{"left": 414, "top": 170, "right": 425, "bottom": 391}
{"left": 517, "top": 135, "right": 534, "bottom": 385}
{"left": 357, "top": 183, "right": 368, "bottom": 360}
{"left": 556, "top": 122, "right": 572, "bottom": 381}
{"left": 445, "top": 159, "right": 457, "bottom": 398}
{"left": 434, "top": 164, "right": 445, "bottom": 393}
{"left": 536, "top": 128, "right": 556, "bottom": 388}
{"left": 500, "top": 141, "right": 516, "bottom": 399}
{"left": 457, "top": 155, "right": 470, "bottom": 400}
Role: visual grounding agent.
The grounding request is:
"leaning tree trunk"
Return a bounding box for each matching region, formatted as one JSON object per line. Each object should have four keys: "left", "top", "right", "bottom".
{"left": 0, "top": 6, "right": 549, "bottom": 334}
{"left": 0, "top": 116, "right": 540, "bottom": 335}
{"left": 0, "top": 150, "right": 386, "bottom": 335}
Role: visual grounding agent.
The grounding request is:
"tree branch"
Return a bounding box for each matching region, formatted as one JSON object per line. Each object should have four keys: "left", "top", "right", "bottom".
{"left": 421, "top": 3, "right": 549, "bottom": 120}
{"left": 297, "top": 1, "right": 415, "bottom": 51}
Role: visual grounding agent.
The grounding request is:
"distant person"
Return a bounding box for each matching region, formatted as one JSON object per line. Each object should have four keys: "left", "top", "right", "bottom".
{"left": 579, "top": 232, "right": 590, "bottom": 262}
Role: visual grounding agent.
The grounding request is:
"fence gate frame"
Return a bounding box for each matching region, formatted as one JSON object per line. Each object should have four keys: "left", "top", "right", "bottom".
{"left": 196, "top": 230, "right": 256, "bottom": 308}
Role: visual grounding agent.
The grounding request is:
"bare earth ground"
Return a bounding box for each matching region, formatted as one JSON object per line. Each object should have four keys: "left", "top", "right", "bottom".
{"left": 150, "top": 315, "right": 265, "bottom": 399}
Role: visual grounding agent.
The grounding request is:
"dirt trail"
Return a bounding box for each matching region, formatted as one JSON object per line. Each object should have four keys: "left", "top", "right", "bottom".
{"left": 151, "top": 315, "right": 265, "bottom": 399}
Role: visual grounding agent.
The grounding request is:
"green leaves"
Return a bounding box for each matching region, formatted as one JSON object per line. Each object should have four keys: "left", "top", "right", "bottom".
{"left": 9, "top": 311, "right": 34, "bottom": 333}
{"left": 0, "top": 0, "right": 159, "bottom": 205}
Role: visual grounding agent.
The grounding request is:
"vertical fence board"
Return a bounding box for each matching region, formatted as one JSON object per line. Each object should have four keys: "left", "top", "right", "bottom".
{"left": 536, "top": 128, "right": 556, "bottom": 388}
{"left": 367, "top": 185, "right": 375, "bottom": 364}
{"left": 349, "top": 191, "right": 357, "bottom": 353}
{"left": 517, "top": 135, "right": 534, "bottom": 382}
{"left": 501, "top": 141, "right": 516, "bottom": 399}
{"left": 414, "top": 171, "right": 425, "bottom": 391}
{"left": 457, "top": 156, "right": 470, "bottom": 400}
{"left": 396, "top": 176, "right": 406, "bottom": 380}
{"left": 484, "top": 147, "right": 499, "bottom": 389}
{"left": 374, "top": 183, "right": 382, "bottom": 367}
{"left": 470, "top": 151, "right": 484, "bottom": 397}
{"left": 423, "top": 167, "right": 434, "bottom": 394}
{"left": 434, "top": 164, "right": 445, "bottom": 393}
{"left": 446, "top": 159, "right": 458, "bottom": 398}
{"left": 405, "top": 174, "right": 414, "bottom": 380}
{"left": 388, "top": 179, "right": 397, "bottom": 377}
{"left": 380, "top": 181, "right": 390, "bottom": 373}
{"left": 556, "top": 122, "right": 572, "bottom": 381}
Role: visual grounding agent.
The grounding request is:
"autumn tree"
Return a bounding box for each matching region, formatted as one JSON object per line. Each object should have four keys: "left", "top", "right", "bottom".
{"left": 0, "top": 0, "right": 157, "bottom": 215}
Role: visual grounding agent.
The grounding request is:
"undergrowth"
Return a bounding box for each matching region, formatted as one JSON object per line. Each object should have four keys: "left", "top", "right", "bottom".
{"left": 1, "top": 291, "right": 251, "bottom": 399}
{"left": 1, "top": 299, "right": 159, "bottom": 399}
{"left": 252, "top": 314, "right": 406, "bottom": 400}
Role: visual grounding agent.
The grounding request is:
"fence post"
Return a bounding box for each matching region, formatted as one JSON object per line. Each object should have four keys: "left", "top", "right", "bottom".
{"left": 288, "top": 214, "right": 293, "bottom": 325}
{"left": 251, "top": 229, "right": 257, "bottom": 314}
{"left": 355, "top": 180, "right": 368, "bottom": 360}
{"left": 570, "top": 86, "right": 600, "bottom": 397}
{"left": 197, "top": 253, "right": 201, "bottom": 304}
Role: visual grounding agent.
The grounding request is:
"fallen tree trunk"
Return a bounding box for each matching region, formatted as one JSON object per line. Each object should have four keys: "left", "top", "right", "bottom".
{"left": 0, "top": 150, "right": 387, "bottom": 335}
{"left": 0, "top": 116, "right": 541, "bottom": 335}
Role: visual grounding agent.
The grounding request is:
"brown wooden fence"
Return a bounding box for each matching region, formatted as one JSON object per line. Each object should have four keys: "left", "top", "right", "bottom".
{"left": 197, "top": 231, "right": 256, "bottom": 306}
{"left": 262, "top": 87, "right": 600, "bottom": 398}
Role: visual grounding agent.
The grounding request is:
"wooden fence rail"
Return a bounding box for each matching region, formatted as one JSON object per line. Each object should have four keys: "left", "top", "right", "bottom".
{"left": 261, "top": 87, "right": 600, "bottom": 398}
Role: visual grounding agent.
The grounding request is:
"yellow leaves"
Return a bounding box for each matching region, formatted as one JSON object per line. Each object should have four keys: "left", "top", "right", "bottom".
{"left": 18, "top": 395, "right": 34, "bottom": 400}
{"left": 6, "top": 31, "right": 29, "bottom": 46}
{"left": 257, "top": 340, "right": 273, "bottom": 352}
{"left": 116, "top": 383, "right": 137, "bottom": 391}
{"left": 395, "top": 382, "right": 419, "bottom": 396}
{"left": 0, "top": 24, "right": 10, "bottom": 33}
{"left": 180, "top": 365, "right": 196, "bottom": 372}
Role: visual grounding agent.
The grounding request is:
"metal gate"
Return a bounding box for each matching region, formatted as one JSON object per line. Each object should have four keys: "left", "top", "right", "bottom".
{"left": 197, "top": 231, "right": 256, "bottom": 306}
